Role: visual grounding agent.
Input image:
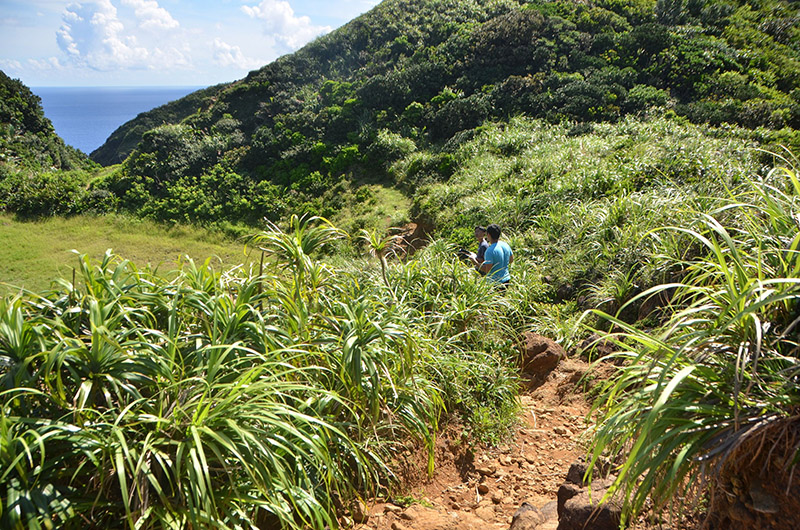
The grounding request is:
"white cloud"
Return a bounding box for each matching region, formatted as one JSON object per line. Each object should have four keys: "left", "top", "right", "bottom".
{"left": 0, "top": 57, "right": 62, "bottom": 80}
{"left": 56, "top": 0, "right": 187, "bottom": 71}
{"left": 0, "top": 59, "right": 24, "bottom": 71}
{"left": 27, "top": 57, "right": 64, "bottom": 70}
{"left": 6, "top": 0, "right": 371, "bottom": 85}
{"left": 213, "top": 38, "right": 264, "bottom": 70}
{"left": 242, "top": 0, "right": 331, "bottom": 50}
{"left": 121, "top": 0, "right": 179, "bottom": 30}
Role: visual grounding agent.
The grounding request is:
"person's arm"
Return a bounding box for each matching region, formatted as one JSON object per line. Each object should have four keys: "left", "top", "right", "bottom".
{"left": 509, "top": 253, "right": 514, "bottom": 264}
{"left": 480, "top": 245, "right": 494, "bottom": 274}
{"left": 473, "top": 241, "right": 489, "bottom": 268}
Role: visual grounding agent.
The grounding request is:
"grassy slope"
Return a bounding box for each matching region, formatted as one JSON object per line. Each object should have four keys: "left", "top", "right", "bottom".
{"left": 83, "top": 0, "right": 799, "bottom": 232}
{"left": 0, "top": 214, "right": 255, "bottom": 293}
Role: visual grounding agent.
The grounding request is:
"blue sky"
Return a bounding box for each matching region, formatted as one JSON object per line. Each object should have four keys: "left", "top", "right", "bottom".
{"left": 0, "top": 0, "right": 379, "bottom": 87}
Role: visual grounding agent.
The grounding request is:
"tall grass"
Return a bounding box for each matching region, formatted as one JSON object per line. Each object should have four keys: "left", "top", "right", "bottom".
{"left": 408, "top": 116, "right": 770, "bottom": 341}
{"left": 588, "top": 165, "right": 800, "bottom": 523}
{"left": 0, "top": 215, "right": 519, "bottom": 529}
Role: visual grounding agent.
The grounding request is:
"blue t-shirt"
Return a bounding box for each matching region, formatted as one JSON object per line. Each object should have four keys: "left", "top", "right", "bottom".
{"left": 484, "top": 241, "right": 512, "bottom": 283}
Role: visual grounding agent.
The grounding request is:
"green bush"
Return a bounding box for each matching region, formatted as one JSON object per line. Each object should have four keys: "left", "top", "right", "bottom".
{"left": 323, "top": 144, "right": 362, "bottom": 175}
{"left": 367, "top": 129, "right": 417, "bottom": 168}
{"left": 0, "top": 170, "right": 89, "bottom": 216}
{"left": 588, "top": 166, "right": 800, "bottom": 523}
{"left": 626, "top": 84, "right": 670, "bottom": 112}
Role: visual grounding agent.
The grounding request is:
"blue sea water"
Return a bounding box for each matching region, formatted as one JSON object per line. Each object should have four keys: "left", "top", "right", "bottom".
{"left": 32, "top": 86, "right": 203, "bottom": 155}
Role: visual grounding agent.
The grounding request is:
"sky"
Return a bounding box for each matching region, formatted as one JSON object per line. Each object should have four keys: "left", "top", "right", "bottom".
{"left": 0, "top": 0, "right": 380, "bottom": 87}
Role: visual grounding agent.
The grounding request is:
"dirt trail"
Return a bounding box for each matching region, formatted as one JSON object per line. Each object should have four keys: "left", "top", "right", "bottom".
{"left": 358, "top": 358, "right": 595, "bottom": 530}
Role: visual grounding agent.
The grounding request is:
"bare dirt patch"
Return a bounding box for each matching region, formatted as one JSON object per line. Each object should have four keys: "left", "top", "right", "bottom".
{"left": 358, "top": 358, "right": 594, "bottom": 530}
{"left": 351, "top": 351, "right": 798, "bottom": 530}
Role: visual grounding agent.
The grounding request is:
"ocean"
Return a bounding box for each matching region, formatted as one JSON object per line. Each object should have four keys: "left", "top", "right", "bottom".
{"left": 32, "top": 86, "right": 204, "bottom": 155}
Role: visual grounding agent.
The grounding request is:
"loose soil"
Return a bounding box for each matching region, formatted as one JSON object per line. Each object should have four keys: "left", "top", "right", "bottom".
{"left": 357, "top": 357, "right": 601, "bottom": 530}
{"left": 351, "top": 355, "right": 798, "bottom": 530}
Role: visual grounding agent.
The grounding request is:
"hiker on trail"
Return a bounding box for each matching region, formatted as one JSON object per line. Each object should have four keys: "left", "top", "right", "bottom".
{"left": 466, "top": 225, "right": 490, "bottom": 275}
{"left": 480, "top": 223, "right": 513, "bottom": 287}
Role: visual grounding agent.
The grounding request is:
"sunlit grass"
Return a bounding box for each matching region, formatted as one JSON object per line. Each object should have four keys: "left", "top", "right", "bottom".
{"left": 587, "top": 165, "right": 800, "bottom": 523}
{"left": 0, "top": 213, "right": 256, "bottom": 293}
{"left": 331, "top": 184, "right": 411, "bottom": 235}
{"left": 0, "top": 215, "right": 521, "bottom": 529}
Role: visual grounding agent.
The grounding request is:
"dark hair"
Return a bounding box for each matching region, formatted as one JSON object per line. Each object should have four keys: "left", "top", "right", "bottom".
{"left": 475, "top": 225, "right": 487, "bottom": 232}
{"left": 487, "top": 224, "right": 501, "bottom": 240}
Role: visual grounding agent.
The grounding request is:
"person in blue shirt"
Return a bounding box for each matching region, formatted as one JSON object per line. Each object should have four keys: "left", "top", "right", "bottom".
{"left": 480, "top": 223, "right": 513, "bottom": 287}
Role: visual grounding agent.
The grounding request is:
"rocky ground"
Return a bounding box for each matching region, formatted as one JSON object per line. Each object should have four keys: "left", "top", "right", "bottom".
{"left": 341, "top": 332, "right": 797, "bottom": 530}
{"left": 352, "top": 351, "right": 616, "bottom": 530}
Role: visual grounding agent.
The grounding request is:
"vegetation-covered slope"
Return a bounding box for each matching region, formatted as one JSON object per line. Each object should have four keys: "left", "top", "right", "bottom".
{"left": 0, "top": 71, "right": 93, "bottom": 174}
{"left": 0, "top": 71, "right": 101, "bottom": 216}
{"left": 89, "top": 84, "right": 227, "bottom": 165}
{"left": 86, "top": 0, "right": 799, "bottom": 230}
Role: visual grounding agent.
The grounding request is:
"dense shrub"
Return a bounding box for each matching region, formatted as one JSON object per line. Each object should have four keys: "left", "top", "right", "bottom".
{"left": 0, "top": 216, "right": 520, "bottom": 528}
{"left": 0, "top": 170, "right": 89, "bottom": 216}
{"left": 366, "top": 129, "right": 417, "bottom": 167}
{"left": 625, "top": 84, "right": 671, "bottom": 112}
{"left": 0, "top": 71, "right": 52, "bottom": 137}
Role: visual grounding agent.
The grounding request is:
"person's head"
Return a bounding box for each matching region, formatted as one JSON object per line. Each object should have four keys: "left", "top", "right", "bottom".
{"left": 474, "top": 226, "right": 486, "bottom": 242}
{"left": 486, "top": 224, "right": 501, "bottom": 242}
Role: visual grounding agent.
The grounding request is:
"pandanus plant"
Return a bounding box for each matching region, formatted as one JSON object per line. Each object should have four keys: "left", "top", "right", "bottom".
{"left": 0, "top": 213, "right": 523, "bottom": 529}
{"left": 587, "top": 166, "right": 800, "bottom": 523}
{"left": 358, "top": 228, "right": 404, "bottom": 298}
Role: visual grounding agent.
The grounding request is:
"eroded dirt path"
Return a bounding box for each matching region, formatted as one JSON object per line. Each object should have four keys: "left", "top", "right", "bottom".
{"left": 359, "top": 358, "right": 595, "bottom": 530}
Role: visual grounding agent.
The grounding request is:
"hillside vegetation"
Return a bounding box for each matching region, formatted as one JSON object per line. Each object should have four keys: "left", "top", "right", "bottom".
{"left": 77, "top": 0, "right": 800, "bottom": 231}
{"left": 1, "top": 0, "right": 800, "bottom": 528}
{"left": 89, "top": 84, "right": 227, "bottom": 166}
{"left": 0, "top": 72, "right": 102, "bottom": 217}
{"left": 2, "top": 0, "right": 799, "bottom": 232}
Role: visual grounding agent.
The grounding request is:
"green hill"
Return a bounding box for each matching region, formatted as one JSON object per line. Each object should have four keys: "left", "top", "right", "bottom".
{"left": 0, "top": 71, "right": 94, "bottom": 174}
{"left": 89, "top": 84, "right": 227, "bottom": 165}
{"left": 87, "top": 0, "right": 799, "bottom": 230}
{"left": 0, "top": 72, "right": 102, "bottom": 217}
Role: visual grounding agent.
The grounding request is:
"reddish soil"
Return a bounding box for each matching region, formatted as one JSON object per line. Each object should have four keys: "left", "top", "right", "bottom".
{"left": 357, "top": 358, "right": 595, "bottom": 530}
{"left": 348, "top": 354, "right": 799, "bottom": 530}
